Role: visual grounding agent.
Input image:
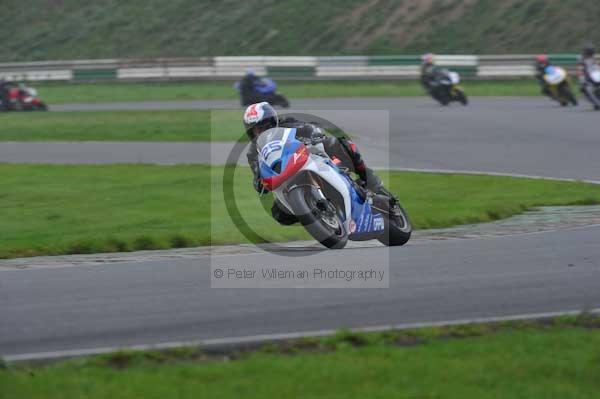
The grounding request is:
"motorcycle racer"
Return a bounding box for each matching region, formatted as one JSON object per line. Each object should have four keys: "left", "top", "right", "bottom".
{"left": 420, "top": 53, "right": 446, "bottom": 94}
{"left": 243, "top": 102, "right": 397, "bottom": 226}
{"left": 239, "top": 69, "right": 261, "bottom": 100}
{"left": 577, "top": 44, "right": 600, "bottom": 110}
{"left": 235, "top": 69, "right": 290, "bottom": 107}
{"left": 534, "top": 54, "right": 554, "bottom": 99}
{"left": 0, "top": 79, "right": 12, "bottom": 110}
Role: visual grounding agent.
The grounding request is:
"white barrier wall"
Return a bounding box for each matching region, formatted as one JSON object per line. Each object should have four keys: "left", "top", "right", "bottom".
{"left": 0, "top": 55, "right": 593, "bottom": 81}
{"left": 0, "top": 70, "right": 73, "bottom": 81}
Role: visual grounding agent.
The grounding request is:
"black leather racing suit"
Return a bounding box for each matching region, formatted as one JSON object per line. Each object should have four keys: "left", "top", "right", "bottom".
{"left": 420, "top": 64, "right": 442, "bottom": 93}
{"left": 578, "top": 56, "right": 600, "bottom": 109}
{"left": 246, "top": 118, "right": 386, "bottom": 225}
{"left": 534, "top": 64, "right": 554, "bottom": 98}
{"left": 0, "top": 80, "right": 11, "bottom": 109}
{"left": 239, "top": 74, "right": 261, "bottom": 104}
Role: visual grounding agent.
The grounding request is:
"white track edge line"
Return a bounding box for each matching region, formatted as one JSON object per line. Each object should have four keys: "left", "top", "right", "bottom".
{"left": 4, "top": 308, "right": 600, "bottom": 363}
{"left": 375, "top": 167, "right": 600, "bottom": 185}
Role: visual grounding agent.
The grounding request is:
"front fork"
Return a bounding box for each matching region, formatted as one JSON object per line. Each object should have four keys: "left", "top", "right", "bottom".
{"left": 451, "top": 84, "right": 464, "bottom": 96}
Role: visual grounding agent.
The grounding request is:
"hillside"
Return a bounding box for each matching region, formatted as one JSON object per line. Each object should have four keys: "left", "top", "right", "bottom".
{"left": 1, "top": 0, "right": 599, "bottom": 62}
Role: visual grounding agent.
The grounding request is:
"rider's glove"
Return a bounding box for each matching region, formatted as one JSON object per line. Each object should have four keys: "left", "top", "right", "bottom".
{"left": 310, "top": 126, "right": 326, "bottom": 144}
{"left": 254, "top": 178, "right": 264, "bottom": 193}
{"left": 254, "top": 178, "right": 270, "bottom": 195}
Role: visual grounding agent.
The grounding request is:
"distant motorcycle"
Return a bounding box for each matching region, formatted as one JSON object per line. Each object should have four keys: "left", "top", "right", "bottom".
{"left": 542, "top": 66, "right": 577, "bottom": 106}
{"left": 428, "top": 69, "right": 468, "bottom": 106}
{"left": 0, "top": 84, "right": 48, "bottom": 111}
{"left": 588, "top": 67, "right": 600, "bottom": 107}
{"left": 235, "top": 77, "right": 290, "bottom": 108}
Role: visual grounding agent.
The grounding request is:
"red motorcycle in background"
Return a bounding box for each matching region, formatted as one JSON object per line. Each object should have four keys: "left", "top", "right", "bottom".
{"left": 0, "top": 83, "right": 48, "bottom": 111}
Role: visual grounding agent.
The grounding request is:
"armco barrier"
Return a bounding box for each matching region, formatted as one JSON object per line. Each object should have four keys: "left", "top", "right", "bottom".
{"left": 0, "top": 54, "right": 597, "bottom": 82}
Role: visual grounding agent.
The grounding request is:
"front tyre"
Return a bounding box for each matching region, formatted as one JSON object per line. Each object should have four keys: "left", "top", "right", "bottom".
{"left": 287, "top": 185, "right": 348, "bottom": 249}
{"left": 558, "top": 83, "right": 577, "bottom": 106}
{"left": 456, "top": 89, "right": 468, "bottom": 105}
{"left": 378, "top": 203, "right": 412, "bottom": 246}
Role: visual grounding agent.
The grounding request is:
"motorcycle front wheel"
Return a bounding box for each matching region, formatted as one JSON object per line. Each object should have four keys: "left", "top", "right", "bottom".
{"left": 558, "top": 83, "right": 577, "bottom": 106}
{"left": 455, "top": 89, "right": 468, "bottom": 105}
{"left": 287, "top": 185, "right": 348, "bottom": 249}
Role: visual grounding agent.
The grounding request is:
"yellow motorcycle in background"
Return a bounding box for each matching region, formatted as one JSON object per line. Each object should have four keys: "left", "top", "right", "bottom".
{"left": 429, "top": 69, "right": 469, "bottom": 106}
{"left": 543, "top": 66, "right": 578, "bottom": 106}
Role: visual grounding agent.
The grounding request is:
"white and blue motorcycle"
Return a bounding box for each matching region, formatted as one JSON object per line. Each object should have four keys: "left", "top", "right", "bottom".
{"left": 257, "top": 127, "right": 411, "bottom": 249}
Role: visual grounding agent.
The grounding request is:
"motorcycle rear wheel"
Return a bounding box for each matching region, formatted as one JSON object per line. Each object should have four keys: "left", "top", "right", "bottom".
{"left": 378, "top": 203, "right": 412, "bottom": 246}
{"left": 270, "top": 93, "right": 290, "bottom": 108}
{"left": 434, "top": 94, "right": 450, "bottom": 106}
{"left": 434, "top": 88, "right": 451, "bottom": 106}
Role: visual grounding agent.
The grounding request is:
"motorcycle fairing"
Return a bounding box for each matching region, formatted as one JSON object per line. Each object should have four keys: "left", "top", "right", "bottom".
{"left": 254, "top": 78, "right": 277, "bottom": 94}
{"left": 543, "top": 66, "right": 566, "bottom": 85}
{"left": 257, "top": 127, "right": 385, "bottom": 237}
{"left": 259, "top": 128, "right": 309, "bottom": 191}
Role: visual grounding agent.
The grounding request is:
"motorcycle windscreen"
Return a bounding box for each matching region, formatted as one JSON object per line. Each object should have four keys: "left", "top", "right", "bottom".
{"left": 257, "top": 127, "right": 308, "bottom": 190}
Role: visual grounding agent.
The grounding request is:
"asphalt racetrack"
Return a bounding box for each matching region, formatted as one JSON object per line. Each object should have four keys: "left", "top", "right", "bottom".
{"left": 3, "top": 97, "right": 600, "bottom": 180}
{"left": 2, "top": 225, "right": 600, "bottom": 359}
{"left": 1, "top": 96, "right": 600, "bottom": 360}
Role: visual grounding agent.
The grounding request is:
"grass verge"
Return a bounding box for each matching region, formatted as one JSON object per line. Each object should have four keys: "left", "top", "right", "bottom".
{"left": 2, "top": 314, "right": 600, "bottom": 398}
{"left": 35, "top": 80, "right": 542, "bottom": 104}
{"left": 0, "top": 110, "right": 242, "bottom": 142}
{"left": 0, "top": 164, "right": 599, "bottom": 259}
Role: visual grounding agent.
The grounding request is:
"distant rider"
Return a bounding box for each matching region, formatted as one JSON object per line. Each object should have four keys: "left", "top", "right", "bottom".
{"left": 577, "top": 44, "right": 600, "bottom": 110}
{"left": 420, "top": 53, "right": 442, "bottom": 94}
{"left": 0, "top": 79, "right": 11, "bottom": 110}
{"left": 239, "top": 69, "right": 262, "bottom": 102}
{"left": 534, "top": 54, "right": 554, "bottom": 99}
{"left": 243, "top": 102, "right": 398, "bottom": 225}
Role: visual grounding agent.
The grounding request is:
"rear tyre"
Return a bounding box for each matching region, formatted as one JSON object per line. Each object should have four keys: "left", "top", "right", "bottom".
{"left": 431, "top": 88, "right": 448, "bottom": 106}
{"left": 440, "top": 88, "right": 453, "bottom": 106}
{"left": 436, "top": 94, "right": 449, "bottom": 106}
{"left": 287, "top": 186, "right": 348, "bottom": 249}
{"left": 378, "top": 203, "right": 412, "bottom": 246}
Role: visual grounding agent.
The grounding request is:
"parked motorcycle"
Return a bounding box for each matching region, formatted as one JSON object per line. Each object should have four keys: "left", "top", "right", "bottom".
{"left": 257, "top": 127, "right": 411, "bottom": 249}
{"left": 0, "top": 84, "right": 48, "bottom": 111}
{"left": 235, "top": 77, "right": 290, "bottom": 108}
{"left": 542, "top": 66, "right": 577, "bottom": 106}
{"left": 428, "top": 69, "right": 468, "bottom": 106}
